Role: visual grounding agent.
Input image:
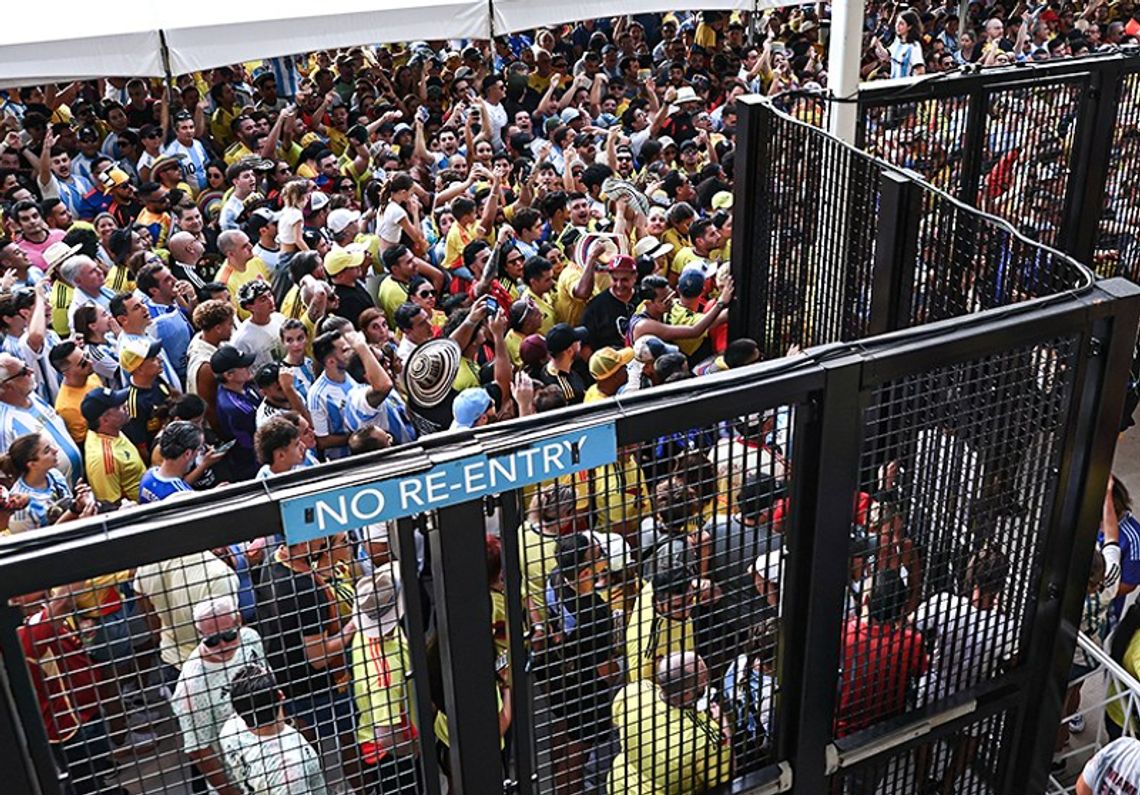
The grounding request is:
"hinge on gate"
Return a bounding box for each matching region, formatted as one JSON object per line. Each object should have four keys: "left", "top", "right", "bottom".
{"left": 1090, "top": 337, "right": 1104, "bottom": 357}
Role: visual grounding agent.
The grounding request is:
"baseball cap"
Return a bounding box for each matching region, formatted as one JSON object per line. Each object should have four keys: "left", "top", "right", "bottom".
{"left": 519, "top": 334, "right": 548, "bottom": 368}
{"left": 119, "top": 337, "right": 163, "bottom": 374}
{"left": 324, "top": 246, "right": 366, "bottom": 276}
{"left": 355, "top": 572, "right": 403, "bottom": 639}
{"left": 633, "top": 335, "right": 679, "bottom": 363}
{"left": 677, "top": 269, "right": 706, "bottom": 298}
{"left": 657, "top": 135, "right": 676, "bottom": 150}
{"left": 711, "top": 191, "right": 734, "bottom": 210}
{"left": 99, "top": 168, "right": 131, "bottom": 193}
{"left": 237, "top": 279, "right": 273, "bottom": 307}
{"left": 245, "top": 207, "right": 278, "bottom": 237}
{"left": 327, "top": 208, "right": 362, "bottom": 235}
{"left": 80, "top": 387, "right": 129, "bottom": 428}
{"left": 450, "top": 387, "right": 493, "bottom": 430}
{"left": 560, "top": 107, "right": 582, "bottom": 124}
{"left": 589, "top": 346, "right": 635, "bottom": 380}
{"left": 307, "top": 191, "right": 330, "bottom": 214}
{"left": 545, "top": 323, "right": 588, "bottom": 355}
{"left": 605, "top": 254, "right": 637, "bottom": 273}
{"left": 752, "top": 548, "right": 784, "bottom": 583}
{"left": 210, "top": 343, "right": 256, "bottom": 375}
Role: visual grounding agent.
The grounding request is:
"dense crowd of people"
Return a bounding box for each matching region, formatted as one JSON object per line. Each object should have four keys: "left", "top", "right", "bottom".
{"left": 0, "top": 4, "right": 1135, "bottom": 795}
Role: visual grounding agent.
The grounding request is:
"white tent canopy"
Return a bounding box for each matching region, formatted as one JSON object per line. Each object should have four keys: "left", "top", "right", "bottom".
{"left": 2, "top": 0, "right": 801, "bottom": 88}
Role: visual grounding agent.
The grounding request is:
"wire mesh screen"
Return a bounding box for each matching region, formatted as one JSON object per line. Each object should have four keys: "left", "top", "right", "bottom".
{"left": 975, "top": 82, "right": 1084, "bottom": 251}
{"left": 834, "top": 335, "right": 1079, "bottom": 744}
{"left": 831, "top": 711, "right": 1012, "bottom": 795}
{"left": 515, "top": 404, "right": 796, "bottom": 793}
{"left": 1099, "top": 70, "right": 1140, "bottom": 283}
{"left": 912, "top": 190, "right": 1087, "bottom": 326}
{"left": 859, "top": 96, "right": 971, "bottom": 195}
{"left": 759, "top": 110, "right": 880, "bottom": 358}
{"left": 14, "top": 528, "right": 429, "bottom": 795}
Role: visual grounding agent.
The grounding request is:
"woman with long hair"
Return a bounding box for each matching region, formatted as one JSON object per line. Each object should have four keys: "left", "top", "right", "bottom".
{"left": 4, "top": 432, "right": 96, "bottom": 533}
{"left": 73, "top": 303, "right": 122, "bottom": 386}
{"left": 874, "top": 9, "right": 926, "bottom": 78}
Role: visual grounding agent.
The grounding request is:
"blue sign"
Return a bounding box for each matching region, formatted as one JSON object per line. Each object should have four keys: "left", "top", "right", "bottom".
{"left": 281, "top": 423, "right": 617, "bottom": 543}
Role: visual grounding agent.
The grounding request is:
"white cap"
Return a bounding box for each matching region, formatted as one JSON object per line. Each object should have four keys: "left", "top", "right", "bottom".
{"left": 327, "top": 208, "right": 362, "bottom": 235}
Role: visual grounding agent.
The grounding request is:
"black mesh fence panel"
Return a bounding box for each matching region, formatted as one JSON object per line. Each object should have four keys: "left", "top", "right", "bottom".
{"left": 830, "top": 711, "right": 1012, "bottom": 794}
{"left": 975, "top": 82, "right": 1084, "bottom": 250}
{"left": 759, "top": 110, "right": 880, "bottom": 358}
{"left": 834, "top": 335, "right": 1079, "bottom": 744}
{"left": 860, "top": 96, "right": 971, "bottom": 195}
{"left": 515, "top": 404, "right": 796, "bottom": 793}
{"left": 1099, "top": 70, "right": 1140, "bottom": 282}
{"left": 14, "top": 529, "right": 431, "bottom": 795}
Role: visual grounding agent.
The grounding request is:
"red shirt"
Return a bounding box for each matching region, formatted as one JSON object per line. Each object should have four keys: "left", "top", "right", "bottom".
{"left": 835, "top": 616, "right": 926, "bottom": 737}
{"left": 19, "top": 610, "right": 100, "bottom": 743}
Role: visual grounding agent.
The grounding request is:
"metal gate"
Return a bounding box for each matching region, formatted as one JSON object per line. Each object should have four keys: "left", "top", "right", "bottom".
{"left": 855, "top": 53, "right": 1140, "bottom": 283}
{"left": 0, "top": 277, "right": 1135, "bottom": 795}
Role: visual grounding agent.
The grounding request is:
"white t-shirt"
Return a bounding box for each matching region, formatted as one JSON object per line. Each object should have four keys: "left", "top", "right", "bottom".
{"left": 378, "top": 202, "right": 408, "bottom": 245}
{"left": 913, "top": 593, "right": 1012, "bottom": 704}
{"left": 219, "top": 716, "right": 328, "bottom": 795}
{"left": 1081, "top": 737, "right": 1140, "bottom": 793}
{"left": 172, "top": 628, "right": 266, "bottom": 752}
{"left": 277, "top": 207, "right": 304, "bottom": 246}
{"left": 483, "top": 100, "right": 509, "bottom": 151}
{"left": 231, "top": 313, "right": 286, "bottom": 372}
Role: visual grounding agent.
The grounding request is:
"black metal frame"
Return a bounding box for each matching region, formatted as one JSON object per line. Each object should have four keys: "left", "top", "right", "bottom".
{"left": 855, "top": 52, "right": 1140, "bottom": 278}
{"left": 0, "top": 278, "right": 1134, "bottom": 795}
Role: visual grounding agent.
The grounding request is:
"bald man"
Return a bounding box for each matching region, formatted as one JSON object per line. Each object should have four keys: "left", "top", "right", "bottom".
{"left": 167, "top": 231, "right": 207, "bottom": 289}
{"left": 608, "top": 651, "right": 731, "bottom": 795}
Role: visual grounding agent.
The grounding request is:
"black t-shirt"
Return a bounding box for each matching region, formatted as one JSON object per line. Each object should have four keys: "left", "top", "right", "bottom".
{"left": 124, "top": 378, "right": 173, "bottom": 457}
{"left": 334, "top": 281, "right": 377, "bottom": 329}
{"left": 581, "top": 290, "right": 636, "bottom": 351}
{"left": 536, "top": 362, "right": 588, "bottom": 405}
{"left": 256, "top": 560, "right": 336, "bottom": 698}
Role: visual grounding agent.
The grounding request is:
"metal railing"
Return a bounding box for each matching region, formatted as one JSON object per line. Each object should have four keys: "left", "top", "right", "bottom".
{"left": 1048, "top": 631, "right": 1140, "bottom": 793}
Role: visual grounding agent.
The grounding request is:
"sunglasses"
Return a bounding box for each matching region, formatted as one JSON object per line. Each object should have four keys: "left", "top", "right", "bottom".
{"left": 416, "top": 289, "right": 436, "bottom": 298}
{"left": 0, "top": 366, "right": 31, "bottom": 385}
{"left": 203, "top": 628, "right": 239, "bottom": 647}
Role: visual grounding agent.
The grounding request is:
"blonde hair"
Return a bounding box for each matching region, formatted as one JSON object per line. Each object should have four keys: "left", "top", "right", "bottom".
{"left": 280, "top": 179, "right": 311, "bottom": 210}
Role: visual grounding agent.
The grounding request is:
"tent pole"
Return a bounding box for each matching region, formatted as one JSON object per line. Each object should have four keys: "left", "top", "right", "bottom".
{"left": 827, "top": 0, "right": 861, "bottom": 145}
{"left": 159, "top": 30, "right": 175, "bottom": 94}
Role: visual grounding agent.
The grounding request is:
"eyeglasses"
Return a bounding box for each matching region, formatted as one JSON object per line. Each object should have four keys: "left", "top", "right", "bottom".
{"left": 0, "top": 366, "right": 31, "bottom": 385}
{"left": 276, "top": 168, "right": 291, "bottom": 175}
{"left": 202, "top": 628, "right": 239, "bottom": 648}
{"left": 506, "top": 255, "right": 525, "bottom": 266}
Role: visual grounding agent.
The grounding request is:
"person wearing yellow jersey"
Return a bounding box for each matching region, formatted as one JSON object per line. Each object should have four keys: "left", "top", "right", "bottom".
{"left": 669, "top": 218, "right": 723, "bottom": 285}
{"left": 521, "top": 255, "right": 557, "bottom": 333}
{"left": 660, "top": 204, "right": 695, "bottom": 286}
{"left": 215, "top": 230, "right": 271, "bottom": 321}
{"left": 351, "top": 572, "right": 420, "bottom": 792}
{"left": 81, "top": 386, "right": 147, "bottom": 505}
{"left": 505, "top": 299, "right": 544, "bottom": 368}
{"left": 208, "top": 82, "right": 243, "bottom": 149}
{"left": 49, "top": 341, "right": 102, "bottom": 446}
{"left": 517, "top": 484, "right": 578, "bottom": 631}
{"left": 625, "top": 568, "right": 705, "bottom": 684}
{"left": 553, "top": 239, "right": 610, "bottom": 326}
{"left": 584, "top": 346, "right": 633, "bottom": 404}
{"left": 633, "top": 272, "right": 732, "bottom": 366}
{"left": 608, "top": 651, "right": 732, "bottom": 795}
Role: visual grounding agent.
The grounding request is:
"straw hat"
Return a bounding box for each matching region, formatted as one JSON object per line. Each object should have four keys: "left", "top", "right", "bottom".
{"left": 402, "top": 338, "right": 461, "bottom": 408}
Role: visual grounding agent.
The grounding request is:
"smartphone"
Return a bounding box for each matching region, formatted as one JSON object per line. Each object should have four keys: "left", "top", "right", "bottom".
{"left": 416, "top": 105, "right": 430, "bottom": 124}
{"left": 485, "top": 297, "right": 499, "bottom": 315}
{"left": 213, "top": 440, "right": 236, "bottom": 455}
{"left": 771, "top": 41, "right": 786, "bottom": 55}
{"left": 638, "top": 68, "right": 651, "bottom": 82}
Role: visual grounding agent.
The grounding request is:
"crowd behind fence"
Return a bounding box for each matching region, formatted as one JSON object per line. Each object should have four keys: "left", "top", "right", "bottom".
{"left": 854, "top": 52, "right": 1140, "bottom": 285}
{"left": 729, "top": 97, "right": 1094, "bottom": 359}
{"left": 0, "top": 275, "right": 1135, "bottom": 795}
